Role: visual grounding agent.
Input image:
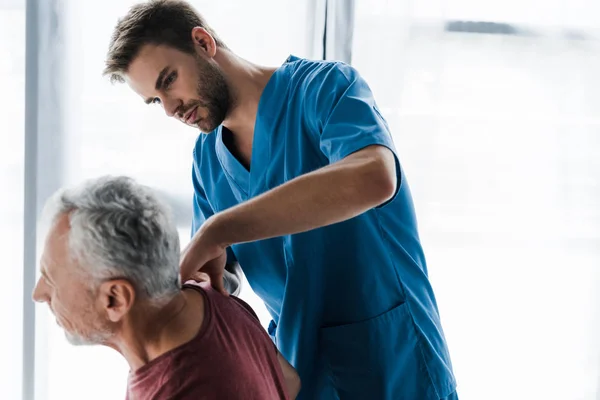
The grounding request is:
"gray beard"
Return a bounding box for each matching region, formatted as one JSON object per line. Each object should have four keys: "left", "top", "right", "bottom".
{"left": 65, "top": 329, "right": 111, "bottom": 346}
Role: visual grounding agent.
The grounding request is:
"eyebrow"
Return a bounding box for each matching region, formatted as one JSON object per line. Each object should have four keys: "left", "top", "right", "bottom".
{"left": 144, "top": 66, "right": 170, "bottom": 104}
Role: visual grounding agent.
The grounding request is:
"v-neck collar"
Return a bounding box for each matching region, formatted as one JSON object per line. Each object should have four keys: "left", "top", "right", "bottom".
{"left": 215, "top": 126, "right": 251, "bottom": 197}
{"left": 214, "top": 55, "right": 296, "bottom": 199}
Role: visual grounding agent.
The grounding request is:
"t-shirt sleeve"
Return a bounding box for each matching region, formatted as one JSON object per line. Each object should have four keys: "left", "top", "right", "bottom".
{"left": 305, "top": 62, "right": 402, "bottom": 203}
{"left": 230, "top": 295, "right": 261, "bottom": 322}
{"left": 231, "top": 296, "right": 280, "bottom": 354}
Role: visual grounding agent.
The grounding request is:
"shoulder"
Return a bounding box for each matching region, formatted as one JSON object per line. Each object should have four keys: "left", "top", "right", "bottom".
{"left": 284, "top": 56, "right": 359, "bottom": 93}
{"left": 229, "top": 295, "right": 261, "bottom": 322}
{"left": 184, "top": 282, "right": 263, "bottom": 328}
{"left": 183, "top": 280, "right": 211, "bottom": 291}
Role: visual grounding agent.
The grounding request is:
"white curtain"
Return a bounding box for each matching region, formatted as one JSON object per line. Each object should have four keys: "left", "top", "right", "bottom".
{"left": 0, "top": 2, "right": 25, "bottom": 399}
{"left": 352, "top": 1, "right": 600, "bottom": 399}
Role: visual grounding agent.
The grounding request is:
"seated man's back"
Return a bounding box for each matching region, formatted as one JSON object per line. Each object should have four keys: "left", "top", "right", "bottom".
{"left": 128, "top": 282, "right": 289, "bottom": 400}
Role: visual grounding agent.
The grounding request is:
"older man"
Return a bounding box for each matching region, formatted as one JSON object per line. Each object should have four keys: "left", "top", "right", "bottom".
{"left": 32, "top": 176, "right": 300, "bottom": 399}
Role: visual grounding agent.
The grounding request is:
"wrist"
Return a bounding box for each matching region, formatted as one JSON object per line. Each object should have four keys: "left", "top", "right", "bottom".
{"left": 202, "top": 213, "right": 230, "bottom": 249}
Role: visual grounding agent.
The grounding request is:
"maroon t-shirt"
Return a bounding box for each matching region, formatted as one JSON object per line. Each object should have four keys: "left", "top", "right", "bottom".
{"left": 126, "top": 282, "right": 289, "bottom": 400}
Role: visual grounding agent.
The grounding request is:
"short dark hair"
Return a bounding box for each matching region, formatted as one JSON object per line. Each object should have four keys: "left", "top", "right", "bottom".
{"left": 104, "top": 0, "right": 227, "bottom": 83}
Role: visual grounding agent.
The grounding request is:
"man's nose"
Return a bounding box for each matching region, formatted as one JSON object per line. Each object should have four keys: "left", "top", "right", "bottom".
{"left": 163, "top": 98, "right": 181, "bottom": 118}
{"left": 32, "top": 278, "right": 49, "bottom": 304}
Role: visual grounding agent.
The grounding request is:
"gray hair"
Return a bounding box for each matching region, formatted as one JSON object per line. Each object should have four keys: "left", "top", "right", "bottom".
{"left": 44, "top": 176, "right": 181, "bottom": 302}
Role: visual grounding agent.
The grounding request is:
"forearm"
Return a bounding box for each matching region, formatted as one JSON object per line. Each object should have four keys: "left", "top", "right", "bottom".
{"left": 204, "top": 145, "right": 396, "bottom": 247}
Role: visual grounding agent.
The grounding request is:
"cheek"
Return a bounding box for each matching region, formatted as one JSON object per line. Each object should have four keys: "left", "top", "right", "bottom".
{"left": 52, "top": 293, "right": 73, "bottom": 314}
{"left": 197, "top": 106, "right": 210, "bottom": 119}
{"left": 166, "top": 85, "right": 193, "bottom": 109}
{"left": 53, "top": 292, "right": 89, "bottom": 326}
{"left": 52, "top": 300, "right": 75, "bottom": 331}
{"left": 178, "top": 70, "right": 202, "bottom": 98}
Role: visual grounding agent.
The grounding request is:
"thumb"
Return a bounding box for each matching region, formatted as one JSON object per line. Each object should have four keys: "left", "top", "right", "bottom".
{"left": 187, "top": 271, "right": 211, "bottom": 284}
{"left": 179, "top": 259, "right": 193, "bottom": 282}
{"left": 180, "top": 251, "right": 202, "bottom": 282}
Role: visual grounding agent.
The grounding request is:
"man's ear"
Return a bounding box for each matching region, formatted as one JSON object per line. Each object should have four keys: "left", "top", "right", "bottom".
{"left": 191, "top": 26, "right": 217, "bottom": 58}
{"left": 98, "top": 279, "right": 136, "bottom": 323}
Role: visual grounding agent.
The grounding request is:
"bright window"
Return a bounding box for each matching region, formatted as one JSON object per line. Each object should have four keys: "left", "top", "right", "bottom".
{"left": 353, "top": 2, "right": 600, "bottom": 399}
{"left": 0, "top": 1, "right": 25, "bottom": 399}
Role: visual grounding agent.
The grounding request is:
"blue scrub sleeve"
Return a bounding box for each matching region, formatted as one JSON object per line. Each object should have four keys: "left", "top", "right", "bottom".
{"left": 191, "top": 160, "right": 237, "bottom": 263}
{"left": 306, "top": 63, "right": 402, "bottom": 203}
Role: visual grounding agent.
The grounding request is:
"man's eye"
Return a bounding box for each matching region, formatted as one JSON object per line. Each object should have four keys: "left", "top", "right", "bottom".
{"left": 152, "top": 98, "right": 161, "bottom": 105}
{"left": 164, "top": 72, "right": 177, "bottom": 88}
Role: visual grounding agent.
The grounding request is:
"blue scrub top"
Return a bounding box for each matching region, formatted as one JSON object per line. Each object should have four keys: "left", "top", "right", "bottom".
{"left": 192, "top": 56, "right": 456, "bottom": 399}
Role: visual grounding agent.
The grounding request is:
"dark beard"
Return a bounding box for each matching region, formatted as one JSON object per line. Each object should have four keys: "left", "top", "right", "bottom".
{"left": 194, "top": 55, "right": 232, "bottom": 133}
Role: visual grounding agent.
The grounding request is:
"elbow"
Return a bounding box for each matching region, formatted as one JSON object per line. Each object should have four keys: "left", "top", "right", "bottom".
{"left": 373, "top": 167, "right": 397, "bottom": 204}
{"left": 288, "top": 372, "right": 301, "bottom": 399}
{"left": 361, "top": 150, "right": 398, "bottom": 205}
{"left": 277, "top": 352, "right": 301, "bottom": 398}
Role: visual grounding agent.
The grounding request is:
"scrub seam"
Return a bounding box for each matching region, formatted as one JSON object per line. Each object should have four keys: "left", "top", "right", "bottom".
{"left": 373, "top": 211, "right": 406, "bottom": 299}
{"left": 374, "top": 211, "right": 440, "bottom": 398}
{"left": 407, "top": 301, "right": 442, "bottom": 399}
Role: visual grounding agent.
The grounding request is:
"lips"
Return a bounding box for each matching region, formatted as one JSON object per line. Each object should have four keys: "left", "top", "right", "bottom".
{"left": 185, "top": 106, "right": 198, "bottom": 124}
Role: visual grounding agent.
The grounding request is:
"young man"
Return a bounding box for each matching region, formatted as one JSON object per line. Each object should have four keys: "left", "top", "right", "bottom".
{"left": 104, "top": 1, "right": 458, "bottom": 398}
{"left": 33, "top": 176, "right": 300, "bottom": 399}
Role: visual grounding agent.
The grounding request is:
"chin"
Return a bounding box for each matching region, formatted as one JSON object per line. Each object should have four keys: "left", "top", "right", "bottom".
{"left": 197, "top": 119, "right": 220, "bottom": 134}
{"left": 65, "top": 330, "right": 110, "bottom": 347}
{"left": 65, "top": 331, "right": 93, "bottom": 346}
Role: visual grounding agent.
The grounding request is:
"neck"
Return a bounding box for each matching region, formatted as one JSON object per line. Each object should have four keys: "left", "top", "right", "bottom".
{"left": 214, "top": 48, "right": 277, "bottom": 139}
{"left": 108, "top": 288, "right": 204, "bottom": 371}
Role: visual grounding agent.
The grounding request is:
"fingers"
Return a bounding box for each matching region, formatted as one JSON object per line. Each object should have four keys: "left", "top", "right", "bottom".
{"left": 180, "top": 254, "right": 199, "bottom": 283}
{"left": 179, "top": 244, "right": 228, "bottom": 295}
{"left": 182, "top": 271, "right": 227, "bottom": 298}
{"left": 188, "top": 271, "right": 210, "bottom": 284}
{"left": 213, "top": 272, "right": 229, "bottom": 297}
